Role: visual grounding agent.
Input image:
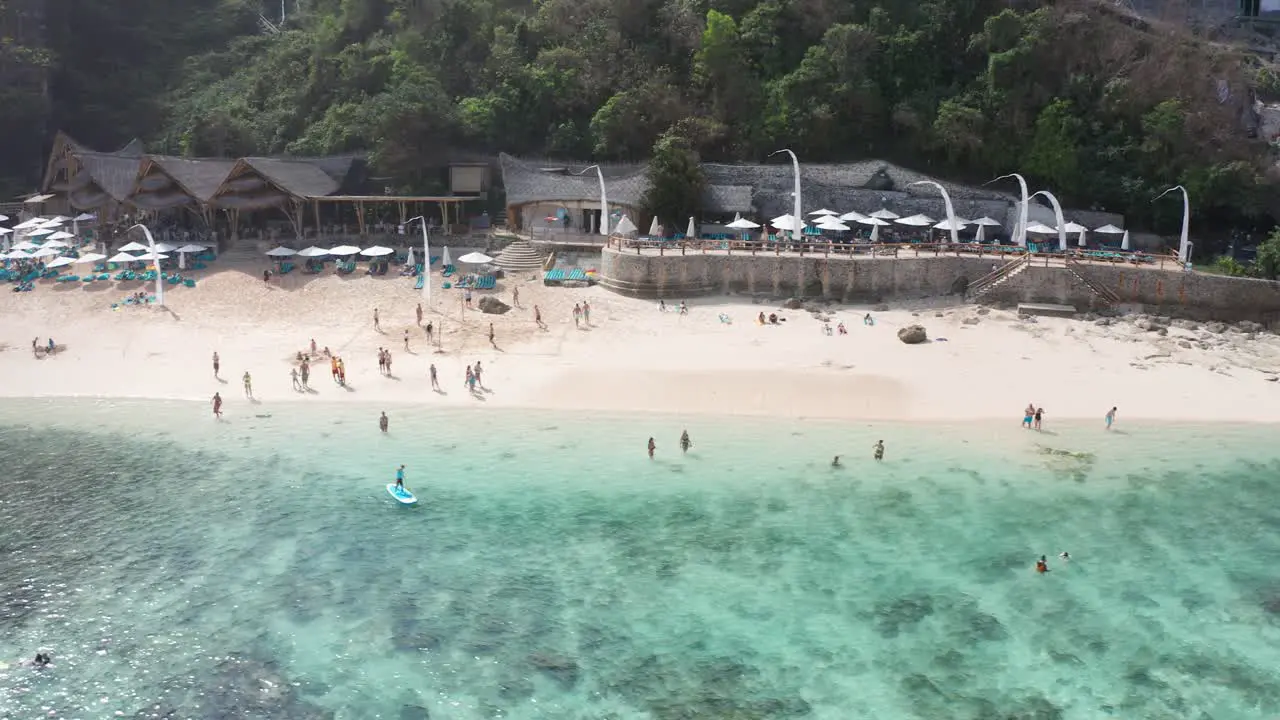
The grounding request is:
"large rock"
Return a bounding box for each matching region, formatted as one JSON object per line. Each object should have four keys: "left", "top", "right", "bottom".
{"left": 783, "top": 298, "right": 803, "bottom": 310}
{"left": 1237, "top": 320, "right": 1264, "bottom": 333}
{"left": 1205, "top": 322, "right": 1228, "bottom": 334}
{"left": 477, "top": 296, "right": 510, "bottom": 314}
{"left": 898, "top": 325, "right": 928, "bottom": 344}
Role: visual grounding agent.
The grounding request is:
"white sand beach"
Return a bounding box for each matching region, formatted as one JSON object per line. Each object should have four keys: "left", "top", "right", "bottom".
{"left": 1, "top": 259, "right": 1279, "bottom": 423}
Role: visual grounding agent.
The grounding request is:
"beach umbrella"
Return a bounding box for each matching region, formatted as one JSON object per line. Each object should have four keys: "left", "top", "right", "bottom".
{"left": 854, "top": 216, "right": 890, "bottom": 226}
{"left": 266, "top": 246, "right": 298, "bottom": 257}
{"left": 46, "top": 256, "right": 77, "bottom": 268}
{"left": 0, "top": 214, "right": 7, "bottom": 222}
{"left": 13, "top": 218, "right": 46, "bottom": 230}
{"left": 118, "top": 241, "right": 148, "bottom": 253}
{"left": 406, "top": 247, "right": 416, "bottom": 268}
{"left": 975, "top": 225, "right": 986, "bottom": 243}
{"left": 648, "top": 216, "right": 661, "bottom": 237}
{"left": 458, "top": 252, "right": 494, "bottom": 264}
{"left": 75, "top": 253, "right": 107, "bottom": 264}
{"left": 48, "top": 215, "right": 71, "bottom": 223}
{"left": 135, "top": 252, "right": 170, "bottom": 261}
{"left": 5, "top": 249, "right": 33, "bottom": 259}
{"left": 809, "top": 209, "right": 839, "bottom": 216}
{"left": 297, "top": 246, "right": 329, "bottom": 257}
{"left": 27, "top": 227, "right": 55, "bottom": 237}
{"left": 1062, "top": 222, "right": 1087, "bottom": 234}
{"left": 31, "top": 247, "right": 60, "bottom": 258}
{"left": 46, "top": 231, "right": 75, "bottom": 241}
{"left": 614, "top": 216, "right": 638, "bottom": 235}
{"left": 42, "top": 240, "right": 70, "bottom": 249}
{"left": 360, "top": 246, "right": 394, "bottom": 257}
{"left": 0, "top": 227, "right": 11, "bottom": 235}
{"left": 153, "top": 242, "right": 178, "bottom": 253}
{"left": 726, "top": 218, "right": 760, "bottom": 229}
{"left": 838, "top": 210, "right": 869, "bottom": 222}
{"left": 771, "top": 214, "right": 803, "bottom": 232}
{"left": 1077, "top": 228, "right": 1088, "bottom": 247}
{"left": 971, "top": 217, "right": 1002, "bottom": 227}
{"left": 38, "top": 218, "right": 64, "bottom": 227}
{"left": 933, "top": 218, "right": 969, "bottom": 231}
{"left": 108, "top": 252, "right": 139, "bottom": 263}
{"left": 1121, "top": 231, "right": 1131, "bottom": 250}
{"left": 686, "top": 216, "right": 696, "bottom": 238}
{"left": 327, "top": 245, "right": 361, "bottom": 256}
{"left": 12, "top": 241, "right": 39, "bottom": 251}
{"left": 1024, "top": 222, "right": 1057, "bottom": 234}
{"left": 816, "top": 218, "right": 850, "bottom": 231}
{"left": 1094, "top": 224, "right": 1124, "bottom": 234}
{"left": 73, "top": 213, "right": 96, "bottom": 222}
{"left": 176, "top": 244, "right": 205, "bottom": 253}
{"left": 870, "top": 209, "right": 899, "bottom": 219}
{"left": 442, "top": 246, "right": 452, "bottom": 266}
{"left": 870, "top": 225, "right": 880, "bottom": 242}
{"left": 895, "top": 214, "right": 935, "bottom": 227}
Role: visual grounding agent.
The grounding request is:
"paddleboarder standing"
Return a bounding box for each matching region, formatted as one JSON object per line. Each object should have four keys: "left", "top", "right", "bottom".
{"left": 395, "top": 464, "right": 406, "bottom": 489}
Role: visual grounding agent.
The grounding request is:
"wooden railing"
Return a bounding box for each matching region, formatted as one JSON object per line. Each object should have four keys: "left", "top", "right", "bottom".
{"left": 967, "top": 253, "right": 1032, "bottom": 298}
{"left": 1065, "top": 259, "right": 1122, "bottom": 305}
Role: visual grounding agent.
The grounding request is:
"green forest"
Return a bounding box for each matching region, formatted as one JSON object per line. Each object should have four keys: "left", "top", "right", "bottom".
{"left": 1, "top": 0, "right": 1277, "bottom": 235}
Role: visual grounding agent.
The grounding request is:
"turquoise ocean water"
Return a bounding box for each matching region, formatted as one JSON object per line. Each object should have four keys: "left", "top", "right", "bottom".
{"left": 1, "top": 398, "right": 1279, "bottom": 719}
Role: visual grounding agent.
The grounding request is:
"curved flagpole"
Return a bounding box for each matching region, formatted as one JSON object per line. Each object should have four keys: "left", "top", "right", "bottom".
{"left": 1154, "top": 185, "right": 1190, "bottom": 263}
{"left": 770, "top": 149, "right": 802, "bottom": 241}
{"left": 129, "top": 223, "right": 163, "bottom": 306}
{"left": 577, "top": 166, "right": 608, "bottom": 236}
{"left": 992, "top": 173, "right": 1030, "bottom": 246}
{"left": 406, "top": 215, "right": 431, "bottom": 304}
{"left": 1029, "top": 191, "right": 1068, "bottom": 251}
{"left": 908, "top": 181, "right": 959, "bottom": 244}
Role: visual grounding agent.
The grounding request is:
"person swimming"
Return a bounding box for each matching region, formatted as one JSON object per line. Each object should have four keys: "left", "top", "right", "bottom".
{"left": 832, "top": 455, "right": 841, "bottom": 467}
{"left": 679, "top": 430, "right": 691, "bottom": 453}
{"left": 873, "top": 440, "right": 884, "bottom": 461}
{"left": 1035, "top": 555, "right": 1049, "bottom": 573}
{"left": 1059, "top": 552, "right": 1070, "bottom": 561}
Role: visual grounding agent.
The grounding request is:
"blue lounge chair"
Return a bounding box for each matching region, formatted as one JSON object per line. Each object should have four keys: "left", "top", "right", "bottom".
{"left": 543, "top": 269, "right": 565, "bottom": 285}
{"left": 414, "top": 275, "right": 425, "bottom": 290}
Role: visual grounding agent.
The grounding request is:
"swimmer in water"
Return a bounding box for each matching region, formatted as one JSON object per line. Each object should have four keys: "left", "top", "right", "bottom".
{"left": 832, "top": 455, "right": 841, "bottom": 467}
{"left": 648, "top": 437, "right": 656, "bottom": 458}
{"left": 1035, "top": 555, "right": 1049, "bottom": 573}
{"left": 379, "top": 411, "right": 389, "bottom": 433}
{"left": 873, "top": 440, "right": 884, "bottom": 461}
{"left": 679, "top": 430, "right": 691, "bottom": 453}
{"left": 1059, "top": 552, "right": 1070, "bottom": 561}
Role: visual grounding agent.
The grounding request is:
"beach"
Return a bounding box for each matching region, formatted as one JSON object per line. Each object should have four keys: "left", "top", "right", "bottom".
{"left": 0, "top": 257, "right": 1278, "bottom": 422}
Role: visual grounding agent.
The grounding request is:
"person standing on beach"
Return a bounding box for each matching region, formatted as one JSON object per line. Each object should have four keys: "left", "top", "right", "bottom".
{"left": 310, "top": 338, "right": 317, "bottom": 356}
{"left": 300, "top": 360, "right": 310, "bottom": 389}
{"left": 534, "top": 305, "right": 545, "bottom": 329}
{"left": 429, "top": 363, "right": 439, "bottom": 391}
{"left": 385, "top": 350, "right": 393, "bottom": 376}
{"left": 488, "top": 323, "right": 496, "bottom": 347}
{"left": 474, "top": 361, "right": 484, "bottom": 388}
{"left": 373, "top": 307, "right": 381, "bottom": 332}
{"left": 680, "top": 430, "right": 691, "bottom": 453}
{"left": 404, "top": 329, "right": 410, "bottom": 351}
{"left": 873, "top": 440, "right": 884, "bottom": 461}
{"left": 582, "top": 300, "right": 591, "bottom": 325}
{"left": 465, "top": 364, "right": 474, "bottom": 389}
{"left": 379, "top": 412, "right": 389, "bottom": 433}
{"left": 378, "top": 348, "right": 386, "bottom": 375}
{"left": 31, "top": 337, "right": 38, "bottom": 358}
{"left": 416, "top": 303, "right": 423, "bottom": 326}
{"left": 512, "top": 286, "right": 520, "bottom": 307}
{"left": 572, "top": 303, "right": 581, "bottom": 327}
{"left": 290, "top": 367, "right": 301, "bottom": 391}
{"left": 425, "top": 322, "right": 434, "bottom": 345}
{"left": 213, "top": 352, "right": 220, "bottom": 379}
{"left": 1034, "top": 407, "right": 1044, "bottom": 431}
{"left": 212, "top": 392, "right": 222, "bottom": 418}
{"left": 242, "top": 371, "right": 253, "bottom": 399}
{"left": 648, "top": 437, "right": 656, "bottom": 458}
{"left": 337, "top": 358, "right": 347, "bottom": 386}
{"left": 1023, "top": 403, "right": 1035, "bottom": 429}
{"left": 330, "top": 356, "right": 339, "bottom": 383}
{"left": 1105, "top": 407, "right": 1117, "bottom": 430}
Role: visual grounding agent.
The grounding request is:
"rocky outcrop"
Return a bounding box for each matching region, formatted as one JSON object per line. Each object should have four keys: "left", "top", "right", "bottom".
{"left": 898, "top": 325, "right": 928, "bottom": 344}
{"left": 478, "top": 296, "right": 511, "bottom": 314}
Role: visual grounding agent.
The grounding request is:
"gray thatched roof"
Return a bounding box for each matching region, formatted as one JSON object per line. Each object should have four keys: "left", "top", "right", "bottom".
{"left": 701, "top": 184, "right": 753, "bottom": 213}
{"left": 76, "top": 151, "right": 146, "bottom": 202}
{"left": 500, "top": 153, "right": 649, "bottom": 207}
{"left": 147, "top": 157, "right": 237, "bottom": 202}
{"left": 242, "top": 157, "right": 340, "bottom": 199}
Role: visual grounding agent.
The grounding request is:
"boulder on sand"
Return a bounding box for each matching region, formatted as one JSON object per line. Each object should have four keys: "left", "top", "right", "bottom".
{"left": 478, "top": 296, "right": 511, "bottom": 314}
{"left": 783, "top": 298, "right": 803, "bottom": 310}
{"left": 898, "top": 325, "right": 928, "bottom": 344}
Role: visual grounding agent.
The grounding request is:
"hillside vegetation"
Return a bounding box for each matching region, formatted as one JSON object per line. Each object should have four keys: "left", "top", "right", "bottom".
{"left": 1, "top": 0, "right": 1275, "bottom": 234}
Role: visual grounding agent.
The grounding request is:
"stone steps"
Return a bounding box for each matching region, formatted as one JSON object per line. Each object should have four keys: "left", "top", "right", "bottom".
{"left": 595, "top": 275, "right": 716, "bottom": 299}
{"left": 493, "top": 240, "right": 547, "bottom": 271}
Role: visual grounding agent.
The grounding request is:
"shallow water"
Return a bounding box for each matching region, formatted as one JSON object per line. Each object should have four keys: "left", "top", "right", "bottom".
{"left": 1, "top": 399, "right": 1279, "bottom": 719}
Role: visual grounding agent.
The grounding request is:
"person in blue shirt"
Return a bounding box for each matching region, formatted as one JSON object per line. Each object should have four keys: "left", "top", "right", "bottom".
{"left": 395, "top": 465, "right": 406, "bottom": 489}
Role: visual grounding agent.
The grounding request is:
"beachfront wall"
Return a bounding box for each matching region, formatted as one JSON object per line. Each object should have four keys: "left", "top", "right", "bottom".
{"left": 598, "top": 248, "right": 1280, "bottom": 324}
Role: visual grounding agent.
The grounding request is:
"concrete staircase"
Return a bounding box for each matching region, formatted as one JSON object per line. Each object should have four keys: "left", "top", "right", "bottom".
{"left": 967, "top": 253, "right": 1031, "bottom": 301}
{"left": 1065, "top": 260, "right": 1121, "bottom": 306}
{"left": 493, "top": 240, "right": 547, "bottom": 271}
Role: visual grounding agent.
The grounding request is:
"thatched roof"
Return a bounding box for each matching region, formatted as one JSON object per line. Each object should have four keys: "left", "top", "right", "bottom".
{"left": 143, "top": 157, "right": 237, "bottom": 202}
{"left": 76, "top": 151, "right": 146, "bottom": 202}
{"left": 500, "top": 153, "right": 649, "bottom": 207}
{"left": 241, "top": 158, "right": 341, "bottom": 199}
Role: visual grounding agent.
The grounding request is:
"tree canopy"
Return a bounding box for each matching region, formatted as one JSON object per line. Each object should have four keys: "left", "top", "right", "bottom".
{"left": 2, "top": 0, "right": 1277, "bottom": 244}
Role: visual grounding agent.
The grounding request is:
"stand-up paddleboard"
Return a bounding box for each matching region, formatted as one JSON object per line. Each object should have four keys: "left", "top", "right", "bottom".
{"left": 386, "top": 483, "right": 418, "bottom": 505}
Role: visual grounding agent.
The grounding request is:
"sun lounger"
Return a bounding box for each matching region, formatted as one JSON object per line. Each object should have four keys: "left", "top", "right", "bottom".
{"left": 474, "top": 274, "right": 496, "bottom": 290}
{"left": 280, "top": 262, "right": 295, "bottom": 274}
{"left": 414, "top": 275, "right": 425, "bottom": 290}
{"left": 429, "top": 255, "right": 440, "bottom": 267}
{"left": 442, "top": 264, "right": 455, "bottom": 277}
{"left": 184, "top": 278, "right": 196, "bottom": 288}
{"left": 566, "top": 268, "right": 587, "bottom": 282}
{"left": 543, "top": 269, "right": 565, "bottom": 285}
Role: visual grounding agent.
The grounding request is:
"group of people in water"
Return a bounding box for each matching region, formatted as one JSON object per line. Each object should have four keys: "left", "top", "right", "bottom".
{"left": 1036, "top": 553, "right": 1070, "bottom": 573}
{"left": 831, "top": 440, "right": 884, "bottom": 467}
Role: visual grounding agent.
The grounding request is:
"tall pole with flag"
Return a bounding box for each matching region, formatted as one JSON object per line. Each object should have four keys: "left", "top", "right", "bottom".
{"left": 576, "top": 165, "right": 608, "bottom": 237}
{"left": 770, "top": 149, "right": 802, "bottom": 242}
{"left": 129, "top": 224, "right": 163, "bottom": 306}
{"left": 405, "top": 216, "right": 431, "bottom": 304}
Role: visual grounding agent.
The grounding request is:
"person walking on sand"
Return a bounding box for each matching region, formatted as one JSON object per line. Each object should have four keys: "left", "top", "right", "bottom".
{"left": 572, "top": 303, "right": 581, "bottom": 327}
{"left": 534, "top": 305, "right": 545, "bottom": 329}
{"left": 1022, "top": 403, "right": 1035, "bottom": 429}
{"left": 379, "top": 411, "right": 389, "bottom": 433}
{"left": 429, "top": 363, "right": 439, "bottom": 391}
{"left": 416, "top": 303, "right": 423, "bottom": 326}
{"left": 680, "top": 430, "right": 691, "bottom": 453}
{"left": 300, "top": 360, "right": 310, "bottom": 388}
{"left": 465, "top": 364, "right": 474, "bottom": 389}
{"left": 378, "top": 348, "right": 386, "bottom": 375}
{"left": 242, "top": 371, "right": 253, "bottom": 399}
{"left": 1034, "top": 407, "right": 1044, "bottom": 432}
{"left": 213, "top": 352, "right": 220, "bottom": 379}
{"left": 337, "top": 358, "right": 347, "bottom": 386}
{"left": 512, "top": 286, "right": 520, "bottom": 307}
{"left": 425, "top": 321, "right": 433, "bottom": 344}
{"left": 384, "top": 349, "right": 393, "bottom": 375}
{"left": 488, "top": 323, "right": 496, "bottom": 347}
{"left": 31, "top": 337, "right": 38, "bottom": 358}
{"left": 582, "top": 300, "right": 591, "bottom": 325}
{"left": 212, "top": 392, "right": 222, "bottom": 418}
{"left": 310, "top": 338, "right": 317, "bottom": 356}
{"left": 404, "top": 329, "right": 410, "bottom": 351}
{"left": 648, "top": 437, "right": 656, "bottom": 458}
{"left": 473, "top": 361, "right": 484, "bottom": 388}
{"left": 290, "top": 367, "right": 301, "bottom": 391}
{"left": 330, "top": 355, "right": 339, "bottom": 383}
{"left": 373, "top": 307, "right": 381, "bottom": 331}
{"left": 873, "top": 440, "right": 885, "bottom": 461}
{"left": 1105, "top": 407, "right": 1117, "bottom": 430}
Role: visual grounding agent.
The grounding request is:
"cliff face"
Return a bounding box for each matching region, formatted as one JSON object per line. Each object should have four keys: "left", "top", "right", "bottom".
{"left": 0, "top": 0, "right": 50, "bottom": 194}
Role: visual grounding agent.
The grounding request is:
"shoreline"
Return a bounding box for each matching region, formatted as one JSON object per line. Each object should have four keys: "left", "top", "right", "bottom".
{"left": 2, "top": 260, "right": 1279, "bottom": 424}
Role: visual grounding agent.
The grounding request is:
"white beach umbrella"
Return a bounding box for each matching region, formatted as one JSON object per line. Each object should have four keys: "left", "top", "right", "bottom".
{"left": 933, "top": 218, "right": 969, "bottom": 231}
{"left": 152, "top": 242, "right": 178, "bottom": 253}
{"left": 12, "top": 241, "right": 39, "bottom": 251}
{"left": 46, "top": 231, "right": 75, "bottom": 241}
{"left": 73, "top": 213, "right": 96, "bottom": 222}
{"left": 809, "top": 209, "right": 838, "bottom": 216}
{"left": 0, "top": 227, "right": 11, "bottom": 235}
{"left": 870, "top": 209, "right": 899, "bottom": 219}
{"left": 48, "top": 215, "right": 71, "bottom": 222}
{"left": 176, "top": 244, "right": 206, "bottom": 253}
{"left": 406, "top": 247, "right": 416, "bottom": 268}
{"left": 975, "top": 225, "right": 986, "bottom": 243}
{"left": 0, "top": 214, "right": 7, "bottom": 222}
{"left": 726, "top": 218, "right": 760, "bottom": 229}
{"left": 971, "top": 217, "right": 1002, "bottom": 227}
{"left": 1121, "top": 231, "right": 1131, "bottom": 250}
{"left": 1077, "top": 228, "right": 1088, "bottom": 247}
{"left": 5, "top": 249, "right": 32, "bottom": 259}
{"left": 838, "top": 210, "right": 869, "bottom": 222}
{"left": 266, "top": 246, "right": 298, "bottom": 257}
{"left": 870, "top": 225, "right": 880, "bottom": 242}
{"left": 31, "top": 247, "right": 60, "bottom": 258}
{"left": 1062, "top": 222, "right": 1087, "bottom": 234}
{"left": 441, "top": 246, "right": 453, "bottom": 266}
{"left": 816, "top": 219, "right": 850, "bottom": 231}
{"left": 136, "top": 252, "right": 170, "bottom": 261}
{"left": 75, "top": 253, "right": 107, "bottom": 264}
{"left": 458, "top": 252, "right": 494, "bottom": 264}
{"left": 360, "top": 246, "right": 394, "bottom": 257}
{"left": 771, "top": 213, "right": 796, "bottom": 226}
{"left": 614, "top": 216, "right": 638, "bottom": 235}
{"left": 327, "top": 245, "right": 362, "bottom": 256}
{"left": 118, "top": 241, "right": 148, "bottom": 253}
{"left": 1094, "top": 224, "right": 1124, "bottom": 234}
{"left": 648, "top": 216, "right": 661, "bottom": 237}
{"left": 46, "top": 256, "right": 77, "bottom": 268}
{"left": 38, "top": 219, "right": 64, "bottom": 227}
{"left": 27, "top": 227, "right": 55, "bottom": 237}
{"left": 686, "top": 216, "right": 696, "bottom": 238}
{"left": 1024, "top": 222, "right": 1058, "bottom": 234}
{"left": 297, "top": 246, "right": 329, "bottom": 257}
{"left": 42, "top": 239, "right": 70, "bottom": 249}
{"left": 108, "top": 252, "right": 140, "bottom": 263}
{"left": 13, "top": 218, "right": 47, "bottom": 230}
{"left": 895, "top": 214, "right": 935, "bottom": 227}
{"left": 855, "top": 216, "right": 890, "bottom": 226}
